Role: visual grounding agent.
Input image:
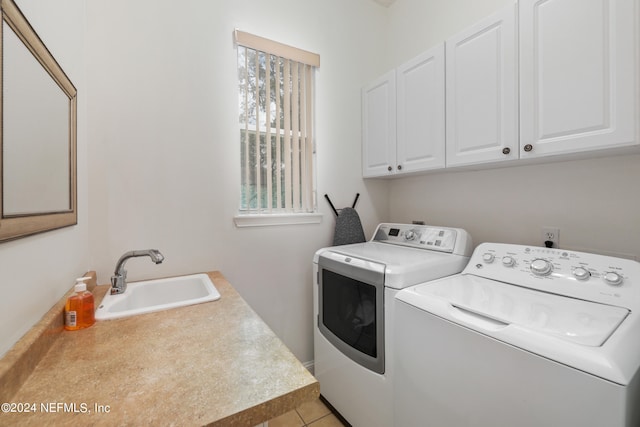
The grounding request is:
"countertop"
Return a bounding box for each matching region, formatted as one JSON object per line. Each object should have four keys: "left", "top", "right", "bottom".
{"left": 0, "top": 271, "right": 319, "bottom": 426}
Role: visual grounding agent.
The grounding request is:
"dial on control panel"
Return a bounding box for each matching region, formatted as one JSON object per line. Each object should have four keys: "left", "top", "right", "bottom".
{"left": 502, "top": 256, "right": 516, "bottom": 267}
{"left": 482, "top": 253, "right": 495, "bottom": 263}
{"left": 604, "top": 272, "right": 623, "bottom": 286}
{"left": 530, "top": 259, "right": 553, "bottom": 276}
{"left": 573, "top": 267, "right": 590, "bottom": 281}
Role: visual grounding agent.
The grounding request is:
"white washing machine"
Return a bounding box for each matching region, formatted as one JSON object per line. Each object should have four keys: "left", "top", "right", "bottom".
{"left": 313, "top": 223, "right": 472, "bottom": 427}
{"left": 394, "top": 243, "right": 640, "bottom": 427}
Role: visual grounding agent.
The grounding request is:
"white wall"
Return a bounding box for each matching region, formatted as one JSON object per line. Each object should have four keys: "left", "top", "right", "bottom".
{"left": 386, "top": 0, "right": 511, "bottom": 69}
{"left": 384, "top": 0, "right": 640, "bottom": 260}
{"left": 85, "top": 0, "right": 389, "bottom": 363}
{"left": 0, "top": 0, "right": 89, "bottom": 357}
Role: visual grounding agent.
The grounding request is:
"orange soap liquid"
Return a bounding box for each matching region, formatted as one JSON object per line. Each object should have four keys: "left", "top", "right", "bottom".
{"left": 64, "top": 291, "right": 95, "bottom": 331}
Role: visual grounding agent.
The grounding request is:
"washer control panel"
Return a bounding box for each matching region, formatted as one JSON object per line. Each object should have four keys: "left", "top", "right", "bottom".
{"left": 373, "top": 223, "right": 460, "bottom": 253}
{"left": 465, "top": 243, "right": 640, "bottom": 308}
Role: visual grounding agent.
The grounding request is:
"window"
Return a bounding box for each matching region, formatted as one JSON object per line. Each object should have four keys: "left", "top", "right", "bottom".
{"left": 235, "top": 30, "right": 319, "bottom": 224}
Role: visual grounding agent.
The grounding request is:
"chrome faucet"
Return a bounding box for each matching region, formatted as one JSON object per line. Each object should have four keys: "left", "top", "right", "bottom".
{"left": 110, "top": 249, "right": 165, "bottom": 295}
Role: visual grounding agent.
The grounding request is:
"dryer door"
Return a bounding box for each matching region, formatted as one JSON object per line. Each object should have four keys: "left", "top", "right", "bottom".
{"left": 318, "top": 252, "right": 385, "bottom": 374}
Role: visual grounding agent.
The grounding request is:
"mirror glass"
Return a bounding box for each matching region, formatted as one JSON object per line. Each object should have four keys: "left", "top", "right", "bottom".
{"left": 0, "top": 0, "right": 77, "bottom": 242}
{"left": 3, "top": 23, "right": 70, "bottom": 215}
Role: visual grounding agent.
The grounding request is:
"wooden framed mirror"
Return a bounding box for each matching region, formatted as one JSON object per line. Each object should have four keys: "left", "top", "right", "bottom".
{"left": 0, "top": 0, "right": 77, "bottom": 242}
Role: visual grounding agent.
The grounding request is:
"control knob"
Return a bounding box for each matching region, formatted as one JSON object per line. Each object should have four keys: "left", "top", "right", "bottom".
{"left": 604, "top": 272, "right": 623, "bottom": 286}
{"left": 502, "top": 256, "right": 516, "bottom": 267}
{"left": 404, "top": 230, "right": 416, "bottom": 241}
{"left": 573, "top": 267, "right": 590, "bottom": 281}
{"left": 482, "top": 253, "right": 495, "bottom": 263}
{"left": 530, "top": 259, "right": 552, "bottom": 276}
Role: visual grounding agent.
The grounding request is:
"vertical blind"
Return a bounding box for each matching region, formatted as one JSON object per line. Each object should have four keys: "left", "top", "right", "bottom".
{"left": 235, "top": 30, "right": 319, "bottom": 214}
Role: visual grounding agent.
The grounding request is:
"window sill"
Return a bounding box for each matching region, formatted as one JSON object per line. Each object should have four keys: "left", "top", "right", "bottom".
{"left": 234, "top": 213, "right": 323, "bottom": 228}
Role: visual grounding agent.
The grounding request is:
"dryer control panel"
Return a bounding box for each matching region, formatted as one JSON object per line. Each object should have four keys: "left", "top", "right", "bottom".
{"left": 372, "top": 223, "right": 471, "bottom": 255}
{"left": 465, "top": 243, "right": 640, "bottom": 309}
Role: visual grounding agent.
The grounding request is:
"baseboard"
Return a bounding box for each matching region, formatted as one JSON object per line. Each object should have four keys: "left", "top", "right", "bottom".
{"left": 303, "top": 360, "right": 314, "bottom": 375}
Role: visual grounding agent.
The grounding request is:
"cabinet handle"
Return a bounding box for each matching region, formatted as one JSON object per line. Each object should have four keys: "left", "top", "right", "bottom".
{"left": 502, "top": 147, "right": 511, "bottom": 155}
{"left": 387, "top": 166, "right": 393, "bottom": 172}
{"left": 524, "top": 144, "right": 533, "bottom": 152}
{"left": 397, "top": 165, "right": 403, "bottom": 171}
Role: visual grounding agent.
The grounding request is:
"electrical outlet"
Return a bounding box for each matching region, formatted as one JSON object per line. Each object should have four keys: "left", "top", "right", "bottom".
{"left": 541, "top": 227, "right": 560, "bottom": 248}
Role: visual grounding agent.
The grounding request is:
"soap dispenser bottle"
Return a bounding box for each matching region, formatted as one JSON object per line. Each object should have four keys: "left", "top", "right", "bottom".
{"left": 64, "top": 277, "right": 96, "bottom": 331}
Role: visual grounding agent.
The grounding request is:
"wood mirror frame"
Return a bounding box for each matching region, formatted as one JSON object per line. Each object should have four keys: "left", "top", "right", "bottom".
{"left": 0, "top": 0, "right": 77, "bottom": 242}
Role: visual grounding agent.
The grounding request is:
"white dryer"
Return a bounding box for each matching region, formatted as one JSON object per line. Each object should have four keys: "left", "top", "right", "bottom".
{"left": 394, "top": 243, "right": 640, "bottom": 427}
{"left": 313, "top": 223, "right": 472, "bottom": 427}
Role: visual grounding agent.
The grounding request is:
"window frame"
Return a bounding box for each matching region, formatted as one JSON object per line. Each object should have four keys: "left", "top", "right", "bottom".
{"left": 234, "top": 30, "right": 321, "bottom": 227}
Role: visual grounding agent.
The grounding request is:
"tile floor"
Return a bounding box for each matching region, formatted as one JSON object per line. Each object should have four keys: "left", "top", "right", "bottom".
{"left": 268, "top": 397, "right": 348, "bottom": 427}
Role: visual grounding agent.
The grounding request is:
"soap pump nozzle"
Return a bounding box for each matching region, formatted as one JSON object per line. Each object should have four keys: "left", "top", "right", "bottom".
{"left": 74, "top": 276, "right": 91, "bottom": 292}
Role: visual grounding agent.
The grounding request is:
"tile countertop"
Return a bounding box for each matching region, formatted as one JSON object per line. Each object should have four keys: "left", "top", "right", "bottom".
{"left": 0, "top": 271, "right": 319, "bottom": 426}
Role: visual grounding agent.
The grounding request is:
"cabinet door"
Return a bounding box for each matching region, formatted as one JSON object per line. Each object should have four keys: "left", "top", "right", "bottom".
{"left": 397, "top": 44, "right": 446, "bottom": 173}
{"left": 445, "top": 2, "right": 518, "bottom": 167}
{"left": 362, "top": 71, "right": 396, "bottom": 177}
{"left": 520, "top": 0, "right": 637, "bottom": 158}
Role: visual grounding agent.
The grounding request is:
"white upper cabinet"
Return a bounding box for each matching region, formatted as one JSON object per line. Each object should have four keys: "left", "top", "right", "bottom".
{"left": 397, "top": 43, "right": 446, "bottom": 173}
{"left": 445, "top": 2, "right": 518, "bottom": 167}
{"left": 362, "top": 71, "right": 396, "bottom": 177}
{"left": 519, "top": 0, "right": 638, "bottom": 158}
{"left": 362, "top": 45, "right": 445, "bottom": 177}
{"left": 362, "top": 0, "right": 639, "bottom": 178}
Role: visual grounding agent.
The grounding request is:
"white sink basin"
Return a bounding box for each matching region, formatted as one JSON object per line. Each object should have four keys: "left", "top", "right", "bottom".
{"left": 95, "top": 274, "right": 220, "bottom": 320}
